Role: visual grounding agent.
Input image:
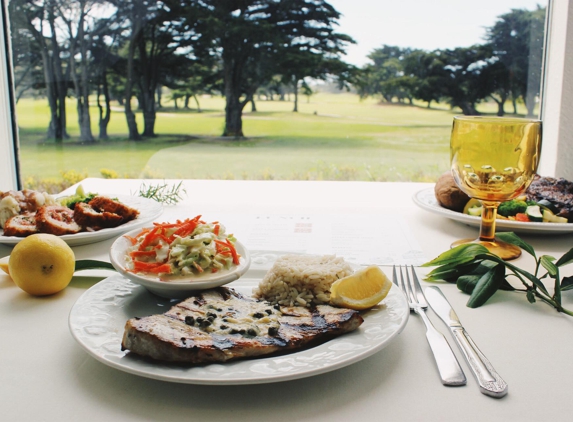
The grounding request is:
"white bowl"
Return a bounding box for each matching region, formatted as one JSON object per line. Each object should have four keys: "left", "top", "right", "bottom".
{"left": 109, "top": 227, "right": 251, "bottom": 299}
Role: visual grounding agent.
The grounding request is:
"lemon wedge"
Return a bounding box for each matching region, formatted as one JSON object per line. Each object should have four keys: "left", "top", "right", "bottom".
{"left": 330, "top": 265, "right": 392, "bottom": 310}
{"left": 0, "top": 256, "right": 9, "bottom": 275}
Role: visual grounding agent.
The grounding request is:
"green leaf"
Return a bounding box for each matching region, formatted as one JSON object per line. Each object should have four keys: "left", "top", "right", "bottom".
{"left": 74, "top": 260, "right": 116, "bottom": 272}
{"left": 504, "top": 261, "right": 551, "bottom": 296}
{"left": 457, "top": 274, "right": 481, "bottom": 294}
{"left": 555, "top": 248, "right": 573, "bottom": 267}
{"left": 422, "top": 243, "right": 490, "bottom": 267}
{"left": 425, "top": 261, "right": 483, "bottom": 283}
{"left": 495, "top": 232, "right": 536, "bottom": 258}
{"left": 466, "top": 264, "right": 506, "bottom": 308}
{"left": 540, "top": 255, "right": 558, "bottom": 277}
{"left": 526, "top": 290, "right": 536, "bottom": 303}
{"left": 561, "top": 276, "right": 573, "bottom": 291}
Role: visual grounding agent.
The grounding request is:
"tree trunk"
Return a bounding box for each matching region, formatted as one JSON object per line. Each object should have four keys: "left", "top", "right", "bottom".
{"left": 223, "top": 92, "right": 244, "bottom": 137}
{"left": 456, "top": 100, "right": 479, "bottom": 115}
{"left": 124, "top": 17, "right": 141, "bottom": 140}
{"left": 250, "top": 97, "right": 257, "bottom": 112}
{"left": 136, "top": 26, "right": 157, "bottom": 137}
{"left": 193, "top": 95, "right": 201, "bottom": 112}
{"left": 489, "top": 94, "right": 506, "bottom": 116}
{"left": 141, "top": 92, "right": 156, "bottom": 137}
{"left": 184, "top": 94, "right": 190, "bottom": 109}
{"left": 156, "top": 86, "right": 163, "bottom": 108}
{"left": 69, "top": 3, "right": 95, "bottom": 142}
{"left": 97, "top": 70, "right": 111, "bottom": 140}
{"left": 512, "top": 96, "right": 518, "bottom": 115}
{"left": 292, "top": 79, "right": 298, "bottom": 112}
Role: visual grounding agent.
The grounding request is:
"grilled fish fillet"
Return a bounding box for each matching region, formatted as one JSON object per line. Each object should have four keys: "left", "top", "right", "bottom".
{"left": 122, "top": 287, "right": 363, "bottom": 364}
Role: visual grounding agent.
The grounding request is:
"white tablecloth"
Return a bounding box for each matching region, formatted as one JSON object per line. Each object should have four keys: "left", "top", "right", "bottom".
{"left": 1, "top": 178, "right": 572, "bottom": 421}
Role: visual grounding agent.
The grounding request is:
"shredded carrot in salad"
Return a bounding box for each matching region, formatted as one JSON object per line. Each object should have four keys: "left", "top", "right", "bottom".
{"left": 125, "top": 216, "right": 240, "bottom": 277}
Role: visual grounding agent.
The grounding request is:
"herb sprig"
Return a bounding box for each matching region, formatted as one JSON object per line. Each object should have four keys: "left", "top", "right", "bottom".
{"left": 136, "top": 181, "right": 187, "bottom": 205}
{"left": 422, "top": 232, "right": 573, "bottom": 316}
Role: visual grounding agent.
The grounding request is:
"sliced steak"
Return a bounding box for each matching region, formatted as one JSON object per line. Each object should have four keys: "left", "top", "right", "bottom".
{"left": 121, "top": 287, "right": 363, "bottom": 364}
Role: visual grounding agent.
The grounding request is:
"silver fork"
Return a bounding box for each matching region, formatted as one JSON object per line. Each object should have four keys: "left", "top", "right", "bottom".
{"left": 394, "top": 265, "right": 467, "bottom": 386}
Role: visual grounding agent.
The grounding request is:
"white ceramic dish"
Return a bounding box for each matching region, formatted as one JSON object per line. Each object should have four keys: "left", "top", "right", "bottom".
{"left": 0, "top": 194, "right": 164, "bottom": 247}
{"left": 68, "top": 273, "right": 409, "bottom": 385}
{"left": 110, "top": 227, "right": 251, "bottom": 298}
{"left": 413, "top": 188, "right": 573, "bottom": 235}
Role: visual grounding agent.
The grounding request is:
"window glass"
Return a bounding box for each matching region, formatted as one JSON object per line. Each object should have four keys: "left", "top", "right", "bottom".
{"left": 8, "top": 0, "right": 548, "bottom": 192}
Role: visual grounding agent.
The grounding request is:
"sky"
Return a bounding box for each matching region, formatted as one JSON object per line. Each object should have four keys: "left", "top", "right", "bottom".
{"left": 327, "top": 0, "right": 547, "bottom": 66}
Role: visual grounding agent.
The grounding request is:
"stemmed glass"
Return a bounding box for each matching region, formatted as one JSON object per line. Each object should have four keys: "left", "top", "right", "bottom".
{"left": 450, "top": 116, "right": 542, "bottom": 260}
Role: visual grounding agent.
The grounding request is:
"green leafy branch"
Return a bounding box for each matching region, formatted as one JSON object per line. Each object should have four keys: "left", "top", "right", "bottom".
{"left": 136, "top": 181, "right": 187, "bottom": 205}
{"left": 422, "top": 232, "right": 573, "bottom": 316}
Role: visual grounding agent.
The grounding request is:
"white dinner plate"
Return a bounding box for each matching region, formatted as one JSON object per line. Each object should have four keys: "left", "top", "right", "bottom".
{"left": 413, "top": 188, "right": 573, "bottom": 235}
{"left": 68, "top": 272, "right": 409, "bottom": 385}
{"left": 0, "top": 195, "right": 163, "bottom": 246}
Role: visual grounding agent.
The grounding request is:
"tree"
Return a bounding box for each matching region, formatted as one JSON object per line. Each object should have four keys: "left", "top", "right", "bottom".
{"left": 436, "top": 46, "right": 494, "bottom": 115}
{"left": 108, "top": 0, "right": 198, "bottom": 140}
{"left": 182, "top": 0, "right": 353, "bottom": 137}
{"left": 485, "top": 7, "right": 546, "bottom": 116}
{"left": 355, "top": 46, "right": 416, "bottom": 104}
{"left": 10, "top": 0, "right": 72, "bottom": 141}
{"left": 401, "top": 49, "right": 444, "bottom": 107}
{"left": 61, "top": 0, "right": 97, "bottom": 142}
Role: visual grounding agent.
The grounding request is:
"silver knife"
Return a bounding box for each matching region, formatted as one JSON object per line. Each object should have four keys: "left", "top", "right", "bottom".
{"left": 425, "top": 286, "right": 508, "bottom": 398}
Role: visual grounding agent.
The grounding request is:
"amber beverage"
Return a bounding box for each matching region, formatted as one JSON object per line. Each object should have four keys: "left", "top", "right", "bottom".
{"left": 450, "top": 116, "right": 542, "bottom": 260}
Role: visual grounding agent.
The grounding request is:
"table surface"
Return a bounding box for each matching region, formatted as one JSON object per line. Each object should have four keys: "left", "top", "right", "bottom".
{"left": 1, "top": 178, "right": 572, "bottom": 422}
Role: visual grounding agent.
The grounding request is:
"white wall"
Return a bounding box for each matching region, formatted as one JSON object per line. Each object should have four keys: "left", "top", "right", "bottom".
{"left": 0, "top": 3, "right": 17, "bottom": 191}
{"left": 539, "top": 0, "right": 573, "bottom": 179}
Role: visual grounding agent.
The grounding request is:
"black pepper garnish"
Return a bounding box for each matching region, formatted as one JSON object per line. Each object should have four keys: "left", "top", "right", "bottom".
{"left": 184, "top": 316, "right": 195, "bottom": 326}
{"left": 252, "top": 312, "right": 264, "bottom": 319}
{"left": 207, "top": 312, "right": 217, "bottom": 319}
{"left": 273, "top": 304, "right": 280, "bottom": 310}
{"left": 268, "top": 327, "right": 278, "bottom": 336}
{"left": 200, "top": 320, "right": 212, "bottom": 328}
{"left": 247, "top": 328, "right": 257, "bottom": 337}
{"left": 265, "top": 309, "right": 273, "bottom": 315}
{"left": 220, "top": 325, "right": 228, "bottom": 330}
{"left": 230, "top": 329, "right": 239, "bottom": 334}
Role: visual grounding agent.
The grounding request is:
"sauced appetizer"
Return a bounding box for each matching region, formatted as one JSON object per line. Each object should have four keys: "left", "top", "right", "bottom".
{"left": 1, "top": 185, "right": 139, "bottom": 237}
{"left": 124, "top": 216, "right": 240, "bottom": 277}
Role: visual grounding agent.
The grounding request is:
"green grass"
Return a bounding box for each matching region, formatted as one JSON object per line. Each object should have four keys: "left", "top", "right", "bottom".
{"left": 15, "top": 92, "right": 531, "bottom": 189}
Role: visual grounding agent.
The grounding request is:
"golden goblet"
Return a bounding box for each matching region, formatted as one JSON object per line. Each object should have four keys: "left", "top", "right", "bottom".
{"left": 450, "top": 116, "right": 542, "bottom": 260}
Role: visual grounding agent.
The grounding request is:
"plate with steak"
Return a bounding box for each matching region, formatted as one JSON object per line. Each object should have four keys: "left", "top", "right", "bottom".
{"left": 0, "top": 194, "right": 163, "bottom": 246}
{"left": 413, "top": 187, "right": 573, "bottom": 235}
{"left": 69, "top": 271, "right": 409, "bottom": 385}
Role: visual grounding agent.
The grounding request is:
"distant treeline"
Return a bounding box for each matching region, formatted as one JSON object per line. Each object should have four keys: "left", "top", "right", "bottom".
{"left": 9, "top": 1, "right": 544, "bottom": 141}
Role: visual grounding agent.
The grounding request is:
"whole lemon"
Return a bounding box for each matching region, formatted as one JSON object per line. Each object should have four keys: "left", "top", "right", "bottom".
{"left": 8, "top": 233, "right": 75, "bottom": 296}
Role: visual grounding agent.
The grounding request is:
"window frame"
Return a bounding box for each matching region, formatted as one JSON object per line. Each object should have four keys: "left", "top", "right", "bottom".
{"left": 0, "top": 0, "right": 570, "bottom": 190}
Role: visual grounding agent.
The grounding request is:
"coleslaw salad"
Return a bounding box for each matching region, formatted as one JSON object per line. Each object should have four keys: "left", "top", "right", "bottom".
{"left": 124, "top": 216, "right": 240, "bottom": 277}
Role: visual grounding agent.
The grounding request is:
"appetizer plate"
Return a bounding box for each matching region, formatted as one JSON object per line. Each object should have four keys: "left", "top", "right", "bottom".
{"left": 0, "top": 195, "right": 164, "bottom": 247}
{"left": 413, "top": 188, "right": 573, "bottom": 235}
{"left": 110, "top": 229, "right": 251, "bottom": 298}
{"left": 68, "top": 272, "right": 409, "bottom": 385}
